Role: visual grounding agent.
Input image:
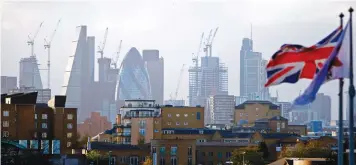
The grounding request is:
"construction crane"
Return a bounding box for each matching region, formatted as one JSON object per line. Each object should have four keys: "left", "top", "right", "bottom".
{"left": 44, "top": 19, "right": 61, "bottom": 89}
{"left": 192, "top": 32, "right": 204, "bottom": 67}
{"left": 27, "top": 22, "right": 44, "bottom": 57}
{"left": 203, "top": 27, "right": 219, "bottom": 57}
{"left": 97, "top": 27, "right": 108, "bottom": 58}
{"left": 111, "top": 40, "right": 122, "bottom": 69}
{"left": 173, "top": 64, "right": 185, "bottom": 100}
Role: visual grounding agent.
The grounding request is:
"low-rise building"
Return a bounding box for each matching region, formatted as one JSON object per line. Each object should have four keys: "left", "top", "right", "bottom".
{"left": 77, "top": 112, "right": 112, "bottom": 138}
{"left": 234, "top": 100, "right": 280, "bottom": 125}
{"left": 1, "top": 92, "right": 77, "bottom": 154}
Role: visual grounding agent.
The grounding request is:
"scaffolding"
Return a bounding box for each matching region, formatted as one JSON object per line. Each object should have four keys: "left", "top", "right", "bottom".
{"left": 188, "top": 58, "right": 228, "bottom": 106}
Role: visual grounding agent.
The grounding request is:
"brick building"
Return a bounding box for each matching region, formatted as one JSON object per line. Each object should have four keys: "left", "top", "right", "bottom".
{"left": 77, "top": 112, "right": 112, "bottom": 138}
{"left": 1, "top": 92, "right": 77, "bottom": 154}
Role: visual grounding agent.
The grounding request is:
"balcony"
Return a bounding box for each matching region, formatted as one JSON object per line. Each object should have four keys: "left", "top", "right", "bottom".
{"left": 113, "top": 123, "right": 131, "bottom": 128}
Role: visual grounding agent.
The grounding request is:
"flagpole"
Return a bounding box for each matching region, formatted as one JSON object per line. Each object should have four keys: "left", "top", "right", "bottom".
{"left": 348, "top": 7, "right": 355, "bottom": 165}
{"left": 339, "top": 12, "right": 345, "bottom": 165}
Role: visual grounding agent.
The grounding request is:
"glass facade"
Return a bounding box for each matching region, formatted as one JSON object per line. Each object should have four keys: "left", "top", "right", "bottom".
{"left": 117, "top": 47, "right": 152, "bottom": 100}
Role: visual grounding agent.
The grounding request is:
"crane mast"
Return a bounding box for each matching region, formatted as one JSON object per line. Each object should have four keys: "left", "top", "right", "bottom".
{"left": 112, "top": 40, "right": 122, "bottom": 69}
{"left": 97, "top": 27, "right": 108, "bottom": 58}
{"left": 27, "top": 22, "right": 44, "bottom": 57}
{"left": 44, "top": 19, "right": 61, "bottom": 89}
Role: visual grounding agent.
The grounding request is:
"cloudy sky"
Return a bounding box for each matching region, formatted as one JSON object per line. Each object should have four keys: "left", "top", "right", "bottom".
{"left": 1, "top": 0, "right": 355, "bottom": 119}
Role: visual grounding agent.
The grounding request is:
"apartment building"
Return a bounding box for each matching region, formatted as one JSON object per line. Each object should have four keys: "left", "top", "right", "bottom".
{"left": 234, "top": 100, "right": 280, "bottom": 125}
{"left": 1, "top": 92, "right": 77, "bottom": 154}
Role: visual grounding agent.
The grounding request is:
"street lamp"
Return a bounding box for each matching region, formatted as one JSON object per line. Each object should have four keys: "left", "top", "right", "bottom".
{"left": 108, "top": 151, "right": 112, "bottom": 165}
{"left": 242, "top": 151, "right": 246, "bottom": 165}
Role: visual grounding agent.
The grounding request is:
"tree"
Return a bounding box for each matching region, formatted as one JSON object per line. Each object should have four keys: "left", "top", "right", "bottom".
{"left": 231, "top": 146, "right": 264, "bottom": 165}
{"left": 258, "top": 142, "right": 269, "bottom": 159}
{"left": 142, "top": 156, "right": 153, "bottom": 165}
{"left": 76, "top": 133, "right": 89, "bottom": 149}
{"left": 86, "top": 150, "right": 101, "bottom": 161}
{"left": 138, "top": 138, "right": 145, "bottom": 145}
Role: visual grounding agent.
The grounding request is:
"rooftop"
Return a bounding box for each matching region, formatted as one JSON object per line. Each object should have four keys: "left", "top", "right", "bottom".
{"left": 235, "top": 100, "right": 280, "bottom": 110}
{"left": 162, "top": 128, "right": 216, "bottom": 135}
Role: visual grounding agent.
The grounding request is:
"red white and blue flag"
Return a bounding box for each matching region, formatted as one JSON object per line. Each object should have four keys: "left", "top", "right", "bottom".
{"left": 265, "top": 26, "right": 344, "bottom": 87}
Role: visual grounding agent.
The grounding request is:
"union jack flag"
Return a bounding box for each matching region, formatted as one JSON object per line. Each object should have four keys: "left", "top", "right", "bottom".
{"left": 265, "top": 26, "right": 343, "bottom": 87}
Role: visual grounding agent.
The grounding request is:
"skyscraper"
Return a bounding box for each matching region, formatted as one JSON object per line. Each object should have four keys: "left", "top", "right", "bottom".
{"left": 116, "top": 47, "right": 152, "bottom": 101}
{"left": 19, "top": 56, "right": 43, "bottom": 89}
{"left": 61, "top": 25, "right": 95, "bottom": 122}
{"left": 239, "top": 38, "right": 269, "bottom": 100}
{"left": 1, "top": 76, "right": 17, "bottom": 93}
{"left": 142, "top": 50, "right": 164, "bottom": 105}
{"left": 188, "top": 56, "right": 228, "bottom": 106}
{"left": 311, "top": 93, "right": 331, "bottom": 125}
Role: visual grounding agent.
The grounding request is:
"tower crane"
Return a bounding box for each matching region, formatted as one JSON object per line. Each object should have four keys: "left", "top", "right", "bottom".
{"left": 27, "top": 22, "right": 44, "bottom": 57}
{"left": 44, "top": 19, "right": 61, "bottom": 89}
{"left": 97, "top": 27, "right": 108, "bottom": 58}
{"left": 173, "top": 64, "right": 185, "bottom": 100}
{"left": 203, "top": 27, "right": 219, "bottom": 57}
{"left": 111, "top": 40, "right": 122, "bottom": 69}
{"left": 203, "top": 29, "right": 213, "bottom": 57}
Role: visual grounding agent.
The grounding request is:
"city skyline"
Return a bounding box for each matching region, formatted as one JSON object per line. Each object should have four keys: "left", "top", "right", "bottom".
{"left": 2, "top": 1, "right": 356, "bottom": 120}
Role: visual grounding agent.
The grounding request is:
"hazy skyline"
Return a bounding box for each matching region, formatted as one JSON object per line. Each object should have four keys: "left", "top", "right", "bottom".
{"left": 1, "top": 0, "right": 356, "bottom": 119}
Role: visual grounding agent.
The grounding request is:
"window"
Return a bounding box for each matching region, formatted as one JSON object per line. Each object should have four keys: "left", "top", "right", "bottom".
{"left": 176, "top": 122, "right": 180, "bottom": 125}
{"left": 171, "top": 146, "right": 177, "bottom": 155}
{"left": 34, "top": 132, "right": 37, "bottom": 138}
{"left": 42, "top": 114, "right": 48, "bottom": 120}
{"left": 176, "top": 114, "right": 180, "bottom": 117}
{"left": 2, "top": 121, "right": 9, "bottom": 127}
{"left": 42, "top": 132, "right": 47, "bottom": 138}
{"left": 139, "top": 120, "right": 146, "bottom": 128}
{"left": 67, "top": 142, "right": 71, "bottom": 147}
{"left": 34, "top": 122, "right": 37, "bottom": 128}
{"left": 67, "top": 123, "right": 73, "bottom": 129}
{"left": 218, "top": 152, "right": 223, "bottom": 159}
{"left": 184, "top": 122, "right": 188, "bottom": 125}
{"left": 199, "top": 130, "right": 204, "bottom": 134}
{"left": 167, "top": 122, "right": 171, "bottom": 125}
{"left": 67, "top": 132, "right": 72, "bottom": 138}
{"left": 201, "top": 152, "right": 205, "bottom": 157}
{"left": 160, "top": 157, "right": 165, "bottom": 165}
{"left": 139, "top": 129, "right": 146, "bottom": 136}
{"left": 184, "top": 114, "right": 188, "bottom": 117}
{"left": 130, "top": 156, "right": 138, "bottom": 165}
{"left": 226, "top": 152, "right": 232, "bottom": 159}
{"left": 152, "top": 147, "right": 157, "bottom": 153}
{"left": 196, "top": 112, "right": 201, "bottom": 120}
{"left": 160, "top": 147, "right": 165, "bottom": 154}
{"left": 41, "top": 123, "right": 47, "bottom": 129}
{"left": 3, "top": 111, "right": 9, "bottom": 117}
{"left": 35, "top": 114, "right": 37, "bottom": 119}
{"left": 67, "top": 114, "right": 73, "bottom": 120}
{"left": 154, "top": 129, "right": 159, "bottom": 133}
{"left": 209, "top": 152, "right": 213, "bottom": 156}
{"left": 168, "top": 114, "right": 171, "bottom": 117}
{"left": 170, "top": 157, "right": 177, "bottom": 165}
{"left": 110, "top": 157, "right": 116, "bottom": 165}
{"left": 188, "top": 146, "right": 192, "bottom": 156}
{"left": 277, "top": 122, "right": 281, "bottom": 132}
{"left": 188, "top": 157, "right": 192, "bottom": 165}
{"left": 282, "top": 122, "right": 285, "bottom": 128}
{"left": 155, "top": 120, "right": 159, "bottom": 124}
{"left": 240, "top": 113, "right": 243, "bottom": 117}
{"left": 2, "top": 131, "right": 9, "bottom": 138}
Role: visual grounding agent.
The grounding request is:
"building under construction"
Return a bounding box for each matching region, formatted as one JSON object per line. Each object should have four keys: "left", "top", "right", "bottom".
{"left": 188, "top": 28, "right": 228, "bottom": 106}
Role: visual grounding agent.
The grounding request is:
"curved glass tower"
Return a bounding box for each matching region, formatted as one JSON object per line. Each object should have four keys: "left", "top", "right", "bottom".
{"left": 116, "top": 47, "right": 152, "bottom": 100}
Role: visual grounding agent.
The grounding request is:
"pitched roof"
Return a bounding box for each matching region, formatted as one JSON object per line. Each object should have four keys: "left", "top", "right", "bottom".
{"left": 255, "top": 118, "right": 269, "bottom": 123}
{"left": 90, "top": 142, "right": 144, "bottom": 150}
{"left": 218, "top": 131, "right": 253, "bottom": 138}
{"left": 235, "top": 100, "right": 280, "bottom": 110}
{"left": 161, "top": 128, "right": 216, "bottom": 135}
{"left": 269, "top": 116, "right": 288, "bottom": 121}
{"left": 261, "top": 133, "right": 300, "bottom": 139}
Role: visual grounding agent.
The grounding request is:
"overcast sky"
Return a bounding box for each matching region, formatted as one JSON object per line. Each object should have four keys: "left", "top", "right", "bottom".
{"left": 1, "top": 0, "right": 356, "bottom": 119}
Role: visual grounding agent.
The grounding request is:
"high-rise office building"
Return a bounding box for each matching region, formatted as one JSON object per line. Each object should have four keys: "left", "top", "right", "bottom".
{"left": 239, "top": 38, "right": 269, "bottom": 100}
{"left": 276, "top": 102, "right": 292, "bottom": 120}
{"left": 311, "top": 93, "right": 331, "bottom": 125}
{"left": 206, "top": 95, "right": 235, "bottom": 125}
{"left": 8, "top": 87, "right": 51, "bottom": 104}
{"left": 189, "top": 56, "right": 228, "bottom": 106}
{"left": 19, "top": 56, "right": 43, "bottom": 89}
{"left": 164, "top": 99, "right": 185, "bottom": 106}
{"left": 1, "top": 76, "right": 17, "bottom": 94}
{"left": 142, "top": 50, "right": 164, "bottom": 105}
{"left": 116, "top": 47, "right": 152, "bottom": 101}
{"left": 235, "top": 96, "right": 248, "bottom": 106}
{"left": 61, "top": 25, "right": 96, "bottom": 122}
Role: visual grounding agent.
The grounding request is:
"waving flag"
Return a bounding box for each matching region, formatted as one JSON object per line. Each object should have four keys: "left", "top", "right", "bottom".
{"left": 294, "top": 21, "right": 350, "bottom": 105}
{"left": 265, "top": 26, "right": 343, "bottom": 87}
